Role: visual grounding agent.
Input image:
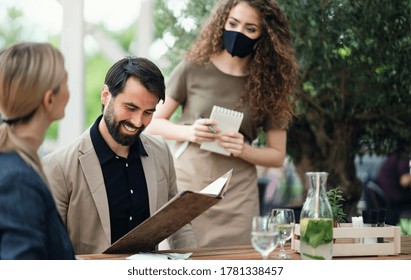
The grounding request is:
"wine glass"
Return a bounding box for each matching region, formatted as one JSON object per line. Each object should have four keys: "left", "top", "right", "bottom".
{"left": 251, "top": 215, "right": 280, "bottom": 260}
{"left": 270, "top": 208, "right": 295, "bottom": 259}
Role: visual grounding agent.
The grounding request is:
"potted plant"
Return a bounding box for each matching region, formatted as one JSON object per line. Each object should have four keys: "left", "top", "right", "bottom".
{"left": 326, "top": 186, "right": 346, "bottom": 227}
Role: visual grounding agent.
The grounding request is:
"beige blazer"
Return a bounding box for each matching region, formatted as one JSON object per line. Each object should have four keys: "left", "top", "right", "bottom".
{"left": 42, "top": 129, "right": 197, "bottom": 255}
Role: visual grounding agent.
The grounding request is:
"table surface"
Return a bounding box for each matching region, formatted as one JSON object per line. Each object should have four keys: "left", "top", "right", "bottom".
{"left": 78, "top": 236, "right": 411, "bottom": 260}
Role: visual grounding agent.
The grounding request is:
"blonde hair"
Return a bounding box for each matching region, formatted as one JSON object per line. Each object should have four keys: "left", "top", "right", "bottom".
{"left": 0, "top": 42, "right": 65, "bottom": 123}
{"left": 0, "top": 42, "right": 66, "bottom": 182}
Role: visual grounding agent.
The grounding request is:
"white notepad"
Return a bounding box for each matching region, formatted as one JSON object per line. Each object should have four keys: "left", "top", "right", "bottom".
{"left": 200, "top": 105, "right": 244, "bottom": 156}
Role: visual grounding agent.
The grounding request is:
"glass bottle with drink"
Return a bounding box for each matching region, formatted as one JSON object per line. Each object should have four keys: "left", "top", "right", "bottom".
{"left": 300, "top": 172, "right": 333, "bottom": 260}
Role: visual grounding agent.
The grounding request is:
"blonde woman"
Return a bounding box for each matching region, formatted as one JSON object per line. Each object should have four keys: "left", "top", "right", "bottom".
{"left": 0, "top": 42, "right": 74, "bottom": 259}
{"left": 147, "top": 0, "right": 298, "bottom": 247}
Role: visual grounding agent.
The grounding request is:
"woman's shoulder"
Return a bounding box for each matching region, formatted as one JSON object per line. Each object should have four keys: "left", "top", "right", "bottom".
{"left": 168, "top": 59, "right": 210, "bottom": 83}
{"left": 0, "top": 152, "right": 26, "bottom": 170}
{"left": 174, "top": 59, "right": 204, "bottom": 72}
{"left": 177, "top": 58, "right": 219, "bottom": 71}
{"left": 0, "top": 152, "right": 44, "bottom": 185}
{"left": 0, "top": 153, "right": 53, "bottom": 211}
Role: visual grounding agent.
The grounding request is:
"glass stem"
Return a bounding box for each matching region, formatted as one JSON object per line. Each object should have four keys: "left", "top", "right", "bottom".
{"left": 279, "top": 242, "right": 286, "bottom": 257}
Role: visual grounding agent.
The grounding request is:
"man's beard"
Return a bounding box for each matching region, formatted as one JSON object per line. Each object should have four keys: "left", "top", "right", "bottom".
{"left": 104, "top": 102, "right": 144, "bottom": 146}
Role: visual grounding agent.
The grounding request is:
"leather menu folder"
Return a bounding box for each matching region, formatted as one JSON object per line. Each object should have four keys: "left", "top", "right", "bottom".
{"left": 103, "top": 169, "right": 233, "bottom": 254}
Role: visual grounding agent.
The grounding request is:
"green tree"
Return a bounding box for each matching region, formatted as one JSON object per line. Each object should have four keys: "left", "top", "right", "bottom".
{"left": 0, "top": 7, "right": 27, "bottom": 47}
{"left": 281, "top": 0, "right": 411, "bottom": 216}
{"left": 154, "top": 0, "right": 218, "bottom": 75}
{"left": 0, "top": 6, "right": 61, "bottom": 139}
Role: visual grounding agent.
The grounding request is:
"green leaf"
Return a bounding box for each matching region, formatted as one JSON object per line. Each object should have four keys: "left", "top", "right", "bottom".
{"left": 301, "top": 219, "right": 333, "bottom": 248}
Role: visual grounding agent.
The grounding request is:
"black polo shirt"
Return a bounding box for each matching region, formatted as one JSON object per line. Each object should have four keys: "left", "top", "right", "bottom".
{"left": 90, "top": 115, "right": 150, "bottom": 244}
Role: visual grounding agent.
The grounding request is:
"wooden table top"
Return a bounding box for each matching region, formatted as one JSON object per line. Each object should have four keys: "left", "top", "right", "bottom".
{"left": 78, "top": 236, "right": 411, "bottom": 260}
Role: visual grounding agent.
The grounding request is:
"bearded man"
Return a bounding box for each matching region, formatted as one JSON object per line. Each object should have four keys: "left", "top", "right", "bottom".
{"left": 42, "top": 57, "right": 197, "bottom": 255}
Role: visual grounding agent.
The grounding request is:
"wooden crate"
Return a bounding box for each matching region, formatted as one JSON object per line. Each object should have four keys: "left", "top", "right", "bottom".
{"left": 401, "top": 235, "right": 411, "bottom": 254}
{"left": 292, "top": 223, "right": 401, "bottom": 257}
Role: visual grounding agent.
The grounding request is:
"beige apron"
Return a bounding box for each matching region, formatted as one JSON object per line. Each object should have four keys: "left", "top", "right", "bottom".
{"left": 173, "top": 141, "right": 259, "bottom": 248}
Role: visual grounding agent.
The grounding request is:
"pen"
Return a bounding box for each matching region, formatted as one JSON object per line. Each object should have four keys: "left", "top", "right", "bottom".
{"left": 200, "top": 115, "right": 216, "bottom": 133}
{"left": 207, "top": 124, "right": 216, "bottom": 133}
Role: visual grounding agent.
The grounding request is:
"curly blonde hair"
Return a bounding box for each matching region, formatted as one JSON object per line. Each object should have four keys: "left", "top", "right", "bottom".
{"left": 186, "top": 0, "right": 299, "bottom": 128}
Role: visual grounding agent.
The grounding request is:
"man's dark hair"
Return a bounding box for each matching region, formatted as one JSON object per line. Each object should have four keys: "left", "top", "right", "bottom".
{"left": 104, "top": 56, "right": 165, "bottom": 102}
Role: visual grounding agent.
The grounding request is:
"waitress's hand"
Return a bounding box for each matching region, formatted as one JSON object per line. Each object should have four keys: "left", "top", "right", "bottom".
{"left": 218, "top": 131, "right": 245, "bottom": 157}
{"left": 187, "top": 118, "right": 219, "bottom": 143}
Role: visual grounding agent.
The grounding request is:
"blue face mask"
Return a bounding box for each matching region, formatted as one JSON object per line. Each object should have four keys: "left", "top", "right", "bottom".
{"left": 223, "top": 29, "right": 259, "bottom": 58}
